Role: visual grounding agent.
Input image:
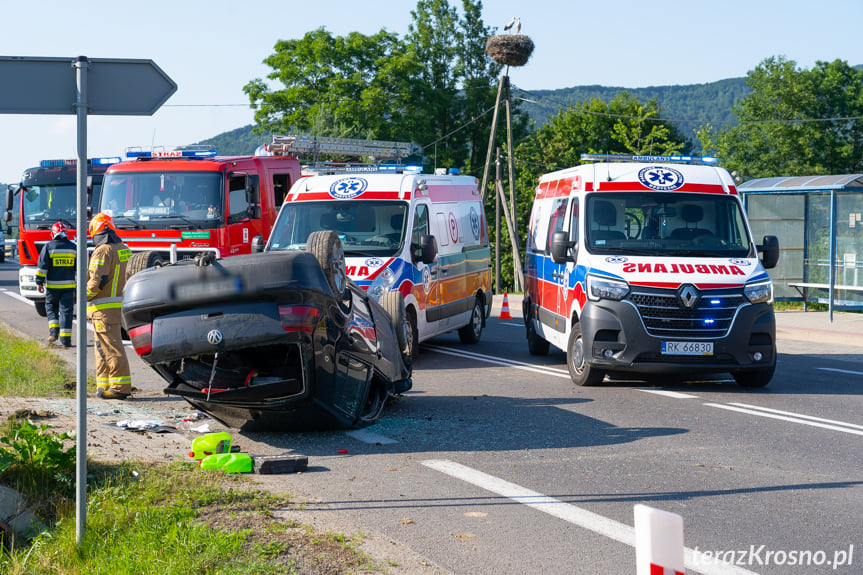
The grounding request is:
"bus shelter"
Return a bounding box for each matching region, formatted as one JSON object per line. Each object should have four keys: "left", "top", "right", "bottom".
{"left": 739, "top": 175, "right": 863, "bottom": 318}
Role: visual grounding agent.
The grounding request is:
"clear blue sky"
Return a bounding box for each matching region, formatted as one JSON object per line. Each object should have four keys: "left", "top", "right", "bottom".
{"left": 2, "top": 0, "right": 862, "bottom": 183}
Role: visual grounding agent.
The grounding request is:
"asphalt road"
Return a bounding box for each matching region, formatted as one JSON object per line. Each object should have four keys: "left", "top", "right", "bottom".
{"left": 1, "top": 258, "right": 862, "bottom": 575}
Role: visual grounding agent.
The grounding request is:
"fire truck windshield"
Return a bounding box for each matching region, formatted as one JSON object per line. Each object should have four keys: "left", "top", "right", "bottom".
{"left": 100, "top": 172, "right": 223, "bottom": 228}
{"left": 268, "top": 200, "right": 409, "bottom": 257}
{"left": 21, "top": 184, "right": 79, "bottom": 230}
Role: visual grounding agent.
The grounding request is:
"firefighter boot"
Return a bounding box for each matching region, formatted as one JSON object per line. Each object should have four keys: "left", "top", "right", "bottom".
{"left": 96, "top": 387, "right": 130, "bottom": 400}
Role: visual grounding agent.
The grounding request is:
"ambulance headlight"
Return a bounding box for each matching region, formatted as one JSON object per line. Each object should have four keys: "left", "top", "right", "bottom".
{"left": 367, "top": 266, "right": 397, "bottom": 300}
{"left": 587, "top": 274, "right": 629, "bottom": 301}
{"left": 744, "top": 280, "right": 773, "bottom": 304}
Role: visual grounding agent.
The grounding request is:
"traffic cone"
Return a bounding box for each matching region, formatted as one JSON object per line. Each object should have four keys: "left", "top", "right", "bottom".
{"left": 499, "top": 291, "right": 512, "bottom": 319}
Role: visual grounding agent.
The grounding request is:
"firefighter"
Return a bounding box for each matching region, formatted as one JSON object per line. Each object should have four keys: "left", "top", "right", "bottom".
{"left": 86, "top": 213, "right": 133, "bottom": 400}
{"left": 35, "top": 222, "right": 77, "bottom": 347}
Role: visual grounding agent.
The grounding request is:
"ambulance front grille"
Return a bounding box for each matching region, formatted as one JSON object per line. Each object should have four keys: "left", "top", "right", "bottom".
{"left": 628, "top": 289, "right": 745, "bottom": 339}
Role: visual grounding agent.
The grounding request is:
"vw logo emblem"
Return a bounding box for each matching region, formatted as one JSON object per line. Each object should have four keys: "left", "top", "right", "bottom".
{"left": 678, "top": 285, "right": 699, "bottom": 309}
{"left": 207, "top": 330, "right": 224, "bottom": 345}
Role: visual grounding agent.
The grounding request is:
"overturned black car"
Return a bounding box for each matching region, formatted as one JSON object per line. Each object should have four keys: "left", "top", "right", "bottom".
{"left": 121, "top": 231, "right": 412, "bottom": 431}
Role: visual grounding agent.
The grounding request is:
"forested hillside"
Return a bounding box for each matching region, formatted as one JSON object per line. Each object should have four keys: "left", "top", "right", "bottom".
{"left": 194, "top": 77, "right": 752, "bottom": 155}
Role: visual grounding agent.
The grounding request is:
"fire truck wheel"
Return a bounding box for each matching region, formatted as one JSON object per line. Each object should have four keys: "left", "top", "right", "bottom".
{"left": 381, "top": 290, "right": 410, "bottom": 369}
{"left": 526, "top": 319, "right": 550, "bottom": 356}
{"left": 458, "top": 297, "right": 484, "bottom": 344}
{"left": 733, "top": 365, "right": 775, "bottom": 388}
{"left": 34, "top": 300, "right": 47, "bottom": 317}
{"left": 567, "top": 322, "right": 605, "bottom": 386}
{"left": 126, "top": 251, "right": 164, "bottom": 280}
{"left": 307, "top": 230, "right": 348, "bottom": 300}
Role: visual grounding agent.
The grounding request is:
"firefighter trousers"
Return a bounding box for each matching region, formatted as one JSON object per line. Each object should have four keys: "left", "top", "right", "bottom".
{"left": 93, "top": 320, "right": 132, "bottom": 394}
{"left": 46, "top": 289, "right": 74, "bottom": 346}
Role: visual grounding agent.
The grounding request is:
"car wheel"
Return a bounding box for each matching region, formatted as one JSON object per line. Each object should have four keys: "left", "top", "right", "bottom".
{"left": 567, "top": 322, "right": 604, "bottom": 386}
{"left": 733, "top": 365, "right": 774, "bottom": 388}
{"left": 527, "top": 319, "right": 550, "bottom": 356}
{"left": 308, "top": 230, "right": 348, "bottom": 300}
{"left": 126, "top": 251, "right": 163, "bottom": 280}
{"left": 34, "top": 300, "right": 47, "bottom": 317}
{"left": 381, "top": 291, "right": 409, "bottom": 352}
{"left": 458, "top": 297, "right": 483, "bottom": 344}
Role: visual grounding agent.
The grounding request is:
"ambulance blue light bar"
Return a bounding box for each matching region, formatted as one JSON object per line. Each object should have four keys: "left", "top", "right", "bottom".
{"left": 126, "top": 149, "right": 217, "bottom": 158}
{"left": 40, "top": 156, "right": 122, "bottom": 168}
{"left": 580, "top": 153, "right": 719, "bottom": 165}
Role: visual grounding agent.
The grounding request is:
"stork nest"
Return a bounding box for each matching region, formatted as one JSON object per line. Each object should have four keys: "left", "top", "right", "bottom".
{"left": 485, "top": 35, "right": 534, "bottom": 67}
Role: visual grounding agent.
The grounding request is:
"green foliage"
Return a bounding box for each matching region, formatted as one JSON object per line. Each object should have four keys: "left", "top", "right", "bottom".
{"left": 698, "top": 57, "right": 863, "bottom": 179}
{"left": 0, "top": 419, "right": 76, "bottom": 503}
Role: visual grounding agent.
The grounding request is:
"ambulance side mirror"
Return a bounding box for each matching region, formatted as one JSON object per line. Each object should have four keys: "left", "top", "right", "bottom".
{"left": 251, "top": 234, "right": 265, "bottom": 253}
{"left": 758, "top": 235, "right": 780, "bottom": 270}
{"left": 550, "top": 231, "right": 576, "bottom": 264}
{"left": 413, "top": 234, "right": 438, "bottom": 265}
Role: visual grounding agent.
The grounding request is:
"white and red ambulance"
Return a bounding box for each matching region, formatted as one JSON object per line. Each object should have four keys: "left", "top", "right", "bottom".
{"left": 523, "top": 154, "right": 780, "bottom": 387}
{"left": 266, "top": 169, "right": 492, "bottom": 357}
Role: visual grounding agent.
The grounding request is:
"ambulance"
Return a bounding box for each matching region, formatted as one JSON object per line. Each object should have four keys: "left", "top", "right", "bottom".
{"left": 264, "top": 169, "right": 493, "bottom": 357}
{"left": 523, "top": 154, "right": 780, "bottom": 387}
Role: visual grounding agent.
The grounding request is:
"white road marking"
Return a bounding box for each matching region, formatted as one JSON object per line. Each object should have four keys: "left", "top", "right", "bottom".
{"left": 422, "top": 459, "right": 758, "bottom": 575}
{"left": 705, "top": 403, "right": 863, "bottom": 436}
{"left": 728, "top": 402, "right": 863, "bottom": 430}
{"left": 424, "top": 344, "right": 570, "bottom": 378}
{"left": 637, "top": 389, "right": 699, "bottom": 399}
{"left": 345, "top": 428, "right": 398, "bottom": 444}
{"left": 0, "top": 288, "right": 35, "bottom": 305}
{"left": 817, "top": 367, "right": 863, "bottom": 376}
{"left": 500, "top": 322, "right": 522, "bottom": 327}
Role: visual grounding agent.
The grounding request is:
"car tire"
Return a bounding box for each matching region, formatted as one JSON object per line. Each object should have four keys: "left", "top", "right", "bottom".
{"left": 34, "top": 300, "right": 47, "bottom": 317}
{"left": 567, "top": 321, "right": 605, "bottom": 386}
{"left": 526, "top": 319, "right": 550, "bottom": 356}
{"left": 0, "top": 246, "right": 5, "bottom": 263}
{"left": 458, "top": 297, "right": 483, "bottom": 344}
{"left": 307, "top": 230, "right": 348, "bottom": 300}
{"left": 126, "top": 251, "right": 163, "bottom": 280}
{"left": 732, "top": 365, "right": 774, "bottom": 388}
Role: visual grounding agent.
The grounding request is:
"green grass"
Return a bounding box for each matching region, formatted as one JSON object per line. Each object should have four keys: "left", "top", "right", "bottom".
{"left": 0, "top": 323, "right": 75, "bottom": 397}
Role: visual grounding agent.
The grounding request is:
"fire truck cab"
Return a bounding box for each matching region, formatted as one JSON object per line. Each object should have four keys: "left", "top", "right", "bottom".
{"left": 98, "top": 137, "right": 416, "bottom": 273}
{"left": 523, "top": 154, "right": 780, "bottom": 388}
{"left": 3, "top": 157, "right": 119, "bottom": 316}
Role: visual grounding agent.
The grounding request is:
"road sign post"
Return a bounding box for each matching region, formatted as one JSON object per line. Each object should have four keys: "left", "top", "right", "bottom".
{"left": 0, "top": 55, "right": 176, "bottom": 545}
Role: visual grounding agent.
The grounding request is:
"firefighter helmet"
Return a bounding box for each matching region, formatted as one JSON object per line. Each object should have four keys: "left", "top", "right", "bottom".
{"left": 89, "top": 212, "right": 117, "bottom": 236}
{"left": 50, "top": 221, "right": 68, "bottom": 239}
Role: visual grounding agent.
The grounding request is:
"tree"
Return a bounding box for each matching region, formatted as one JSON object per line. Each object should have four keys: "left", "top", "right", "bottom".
{"left": 697, "top": 56, "right": 863, "bottom": 179}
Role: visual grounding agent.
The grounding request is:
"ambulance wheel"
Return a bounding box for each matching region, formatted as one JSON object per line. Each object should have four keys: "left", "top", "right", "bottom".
{"left": 567, "top": 322, "right": 605, "bottom": 386}
{"left": 732, "top": 365, "right": 774, "bottom": 388}
{"left": 308, "top": 230, "right": 348, "bottom": 300}
{"left": 458, "top": 297, "right": 484, "bottom": 344}
{"left": 381, "top": 291, "right": 410, "bottom": 369}
{"left": 126, "top": 251, "right": 164, "bottom": 280}
{"left": 527, "top": 320, "right": 550, "bottom": 356}
{"left": 34, "top": 300, "right": 47, "bottom": 318}
{"left": 405, "top": 306, "right": 419, "bottom": 359}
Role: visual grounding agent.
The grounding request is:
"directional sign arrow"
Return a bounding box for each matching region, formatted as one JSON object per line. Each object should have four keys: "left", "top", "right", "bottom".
{"left": 0, "top": 56, "right": 177, "bottom": 115}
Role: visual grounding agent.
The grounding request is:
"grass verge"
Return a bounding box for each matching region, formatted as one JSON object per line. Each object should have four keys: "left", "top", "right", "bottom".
{"left": 0, "top": 323, "right": 76, "bottom": 397}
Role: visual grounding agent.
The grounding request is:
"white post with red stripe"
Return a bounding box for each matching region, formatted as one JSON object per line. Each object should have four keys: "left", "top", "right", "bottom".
{"left": 634, "top": 504, "right": 685, "bottom": 575}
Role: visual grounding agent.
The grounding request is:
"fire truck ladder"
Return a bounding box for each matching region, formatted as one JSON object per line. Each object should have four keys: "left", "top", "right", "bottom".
{"left": 267, "top": 135, "right": 417, "bottom": 162}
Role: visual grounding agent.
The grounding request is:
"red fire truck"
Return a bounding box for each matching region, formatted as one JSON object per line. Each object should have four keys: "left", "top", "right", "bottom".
{"left": 3, "top": 157, "right": 120, "bottom": 316}
{"left": 97, "top": 136, "right": 414, "bottom": 272}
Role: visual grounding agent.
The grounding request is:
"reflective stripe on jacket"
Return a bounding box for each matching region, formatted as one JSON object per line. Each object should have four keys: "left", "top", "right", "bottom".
{"left": 87, "top": 243, "right": 131, "bottom": 323}
{"left": 35, "top": 238, "right": 77, "bottom": 291}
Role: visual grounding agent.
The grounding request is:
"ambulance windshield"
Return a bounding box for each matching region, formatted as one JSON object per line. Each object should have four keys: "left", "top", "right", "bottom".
{"left": 268, "top": 200, "right": 409, "bottom": 257}
{"left": 586, "top": 193, "right": 752, "bottom": 257}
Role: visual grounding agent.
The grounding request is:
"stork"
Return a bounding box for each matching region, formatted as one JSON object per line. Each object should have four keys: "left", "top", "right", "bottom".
{"left": 504, "top": 16, "right": 516, "bottom": 32}
{"left": 515, "top": 17, "right": 521, "bottom": 34}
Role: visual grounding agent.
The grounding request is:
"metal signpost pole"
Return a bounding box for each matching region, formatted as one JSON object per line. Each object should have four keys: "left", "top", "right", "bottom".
{"left": 73, "top": 55, "right": 90, "bottom": 544}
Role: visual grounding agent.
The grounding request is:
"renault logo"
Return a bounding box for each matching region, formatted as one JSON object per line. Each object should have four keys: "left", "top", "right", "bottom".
{"left": 678, "top": 285, "right": 699, "bottom": 308}
{"left": 207, "top": 330, "right": 224, "bottom": 345}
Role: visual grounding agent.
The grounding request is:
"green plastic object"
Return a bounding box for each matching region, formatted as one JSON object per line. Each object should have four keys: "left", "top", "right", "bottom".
{"left": 199, "top": 452, "right": 254, "bottom": 473}
{"left": 189, "top": 432, "right": 233, "bottom": 460}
